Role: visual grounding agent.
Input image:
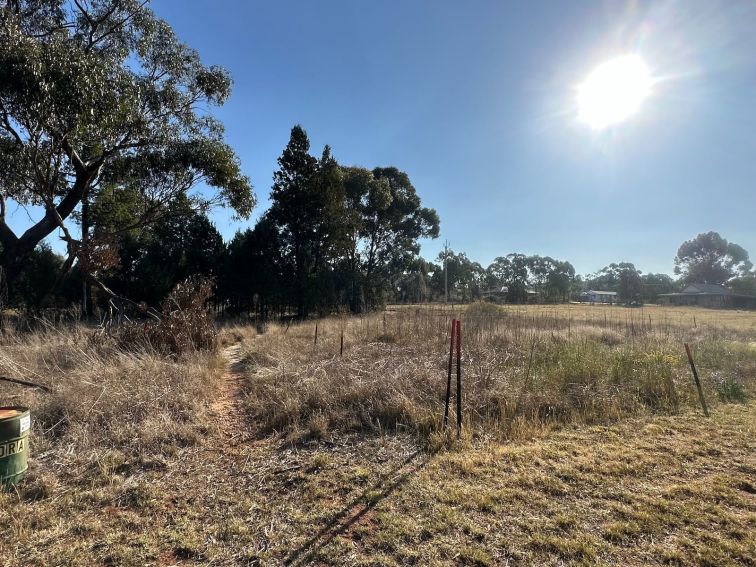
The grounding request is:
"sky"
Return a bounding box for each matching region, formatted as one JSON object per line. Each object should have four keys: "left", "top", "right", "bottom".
{"left": 9, "top": 0, "right": 756, "bottom": 276}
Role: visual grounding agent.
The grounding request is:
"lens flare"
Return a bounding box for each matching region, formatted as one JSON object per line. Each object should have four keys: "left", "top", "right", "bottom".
{"left": 577, "top": 55, "right": 652, "bottom": 129}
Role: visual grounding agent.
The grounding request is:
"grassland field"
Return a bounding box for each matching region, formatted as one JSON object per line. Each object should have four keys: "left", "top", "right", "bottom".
{"left": 0, "top": 303, "right": 754, "bottom": 566}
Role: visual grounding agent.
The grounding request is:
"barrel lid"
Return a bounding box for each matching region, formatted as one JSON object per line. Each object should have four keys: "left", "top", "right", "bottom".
{"left": 0, "top": 407, "right": 27, "bottom": 421}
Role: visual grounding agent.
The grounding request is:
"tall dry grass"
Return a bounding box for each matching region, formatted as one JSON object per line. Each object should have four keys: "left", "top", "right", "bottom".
{"left": 0, "top": 322, "right": 223, "bottom": 495}
{"left": 237, "top": 302, "right": 756, "bottom": 443}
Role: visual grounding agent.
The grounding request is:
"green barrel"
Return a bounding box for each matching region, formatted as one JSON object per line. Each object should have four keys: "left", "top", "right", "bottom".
{"left": 0, "top": 407, "right": 31, "bottom": 489}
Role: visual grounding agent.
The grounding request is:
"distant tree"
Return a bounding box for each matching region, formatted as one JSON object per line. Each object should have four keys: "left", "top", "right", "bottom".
{"left": 219, "top": 131, "right": 439, "bottom": 318}
{"left": 484, "top": 253, "right": 574, "bottom": 303}
{"left": 544, "top": 259, "right": 576, "bottom": 302}
{"left": 674, "top": 232, "right": 752, "bottom": 285}
{"left": 640, "top": 273, "right": 676, "bottom": 302}
{"left": 218, "top": 215, "right": 284, "bottom": 317}
{"left": 340, "top": 167, "right": 380, "bottom": 311}
{"left": 728, "top": 275, "right": 756, "bottom": 297}
{"left": 105, "top": 198, "right": 224, "bottom": 307}
{"left": 394, "top": 258, "right": 432, "bottom": 303}
{"left": 5, "top": 243, "right": 64, "bottom": 308}
{"left": 525, "top": 255, "right": 575, "bottom": 302}
{"left": 485, "top": 254, "right": 529, "bottom": 303}
{"left": 363, "top": 167, "right": 440, "bottom": 307}
{"left": 340, "top": 165, "right": 439, "bottom": 311}
{"left": 588, "top": 262, "right": 642, "bottom": 302}
{"left": 570, "top": 274, "right": 585, "bottom": 300}
{"left": 0, "top": 0, "right": 253, "bottom": 297}
{"left": 431, "top": 250, "right": 483, "bottom": 302}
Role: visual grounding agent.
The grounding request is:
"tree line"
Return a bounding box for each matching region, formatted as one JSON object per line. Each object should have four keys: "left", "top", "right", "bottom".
{"left": 7, "top": 194, "right": 755, "bottom": 314}
{"left": 1, "top": 1, "right": 754, "bottom": 317}
{"left": 395, "top": 231, "right": 754, "bottom": 306}
{"left": 2, "top": 124, "right": 441, "bottom": 317}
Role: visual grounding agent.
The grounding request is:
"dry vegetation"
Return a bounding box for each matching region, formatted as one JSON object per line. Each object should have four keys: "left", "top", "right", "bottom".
{"left": 0, "top": 321, "right": 224, "bottom": 468}
{"left": 0, "top": 303, "right": 753, "bottom": 566}
{"left": 238, "top": 303, "right": 755, "bottom": 444}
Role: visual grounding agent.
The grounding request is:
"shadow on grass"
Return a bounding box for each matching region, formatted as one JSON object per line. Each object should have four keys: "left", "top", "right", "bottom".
{"left": 284, "top": 450, "right": 428, "bottom": 565}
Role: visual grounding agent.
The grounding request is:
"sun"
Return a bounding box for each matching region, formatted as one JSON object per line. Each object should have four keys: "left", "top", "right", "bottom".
{"left": 577, "top": 55, "right": 652, "bottom": 129}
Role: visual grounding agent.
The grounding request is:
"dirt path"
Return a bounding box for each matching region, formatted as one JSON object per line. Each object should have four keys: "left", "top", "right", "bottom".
{"left": 209, "top": 343, "right": 247, "bottom": 438}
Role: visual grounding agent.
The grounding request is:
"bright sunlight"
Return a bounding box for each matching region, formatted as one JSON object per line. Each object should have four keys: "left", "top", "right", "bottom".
{"left": 577, "top": 54, "right": 652, "bottom": 129}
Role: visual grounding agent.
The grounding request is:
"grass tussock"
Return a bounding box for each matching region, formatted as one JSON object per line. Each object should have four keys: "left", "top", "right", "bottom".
{"left": 0, "top": 322, "right": 223, "bottom": 488}
{"left": 238, "top": 303, "right": 756, "bottom": 441}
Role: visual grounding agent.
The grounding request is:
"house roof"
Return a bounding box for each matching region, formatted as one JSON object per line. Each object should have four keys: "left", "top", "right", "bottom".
{"left": 584, "top": 290, "right": 617, "bottom": 295}
{"left": 481, "top": 286, "right": 509, "bottom": 295}
{"left": 682, "top": 283, "right": 732, "bottom": 295}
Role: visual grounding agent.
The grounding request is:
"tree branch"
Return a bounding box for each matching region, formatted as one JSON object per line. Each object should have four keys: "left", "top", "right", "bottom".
{"left": 0, "top": 105, "right": 24, "bottom": 146}
{"left": 61, "top": 137, "right": 87, "bottom": 175}
{"left": 87, "top": 273, "right": 161, "bottom": 321}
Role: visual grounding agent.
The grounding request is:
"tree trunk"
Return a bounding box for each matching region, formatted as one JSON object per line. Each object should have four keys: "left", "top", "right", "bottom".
{"left": 80, "top": 198, "right": 94, "bottom": 320}
{"left": 0, "top": 247, "right": 24, "bottom": 302}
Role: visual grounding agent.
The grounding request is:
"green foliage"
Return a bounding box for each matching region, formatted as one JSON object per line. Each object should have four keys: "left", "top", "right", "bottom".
{"left": 482, "top": 253, "right": 575, "bottom": 303}
{"left": 267, "top": 127, "right": 345, "bottom": 317}
{"left": 640, "top": 273, "right": 676, "bottom": 302}
{"left": 342, "top": 165, "right": 440, "bottom": 310}
{"left": 0, "top": 0, "right": 253, "bottom": 293}
{"left": 394, "top": 258, "right": 433, "bottom": 303}
{"left": 104, "top": 197, "right": 224, "bottom": 307}
{"left": 674, "top": 231, "right": 752, "bottom": 285}
{"left": 431, "top": 249, "right": 485, "bottom": 302}
{"left": 715, "top": 378, "right": 747, "bottom": 403}
{"left": 218, "top": 215, "right": 284, "bottom": 317}
{"left": 2, "top": 243, "right": 66, "bottom": 307}
{"left": 253, "top": 125, "right": 440, "bottom": 316}
{"left": 587, "top": 262, "right": 642, "bottom": 302}
{"left": 728, "top": 275, "right": 756, "bottom": 297}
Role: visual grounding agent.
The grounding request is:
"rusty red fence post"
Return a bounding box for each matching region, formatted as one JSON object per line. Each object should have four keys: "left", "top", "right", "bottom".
{"left": 340, "top": 330, "right": 344, "bottom": 357}
{"left": 314, "top": 323, "right": 318, "bottom": 346}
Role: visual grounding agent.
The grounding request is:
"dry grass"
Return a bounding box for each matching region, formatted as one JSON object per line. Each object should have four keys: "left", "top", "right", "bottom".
{"left": 0, "top": 323, "right": 223, "bottom": 494}
{"left": 390, "top": 302, "right": 756, "bottom": 335}
{"left": 0, "top": 304, "right": 753, "bottom": 566}
{"left": 1, "top": 397, "right": 752, "bottom": 566}
{"left": 236, "top": 303, "right": 756, "bottom": 443}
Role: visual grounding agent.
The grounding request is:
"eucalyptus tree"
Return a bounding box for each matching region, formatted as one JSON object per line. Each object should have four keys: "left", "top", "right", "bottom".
{"left": 588, "top": 262, "right": 642, "bottom": 301}
{"left": 485, "top": 254, "right": 574, "bottom": 303}
{"left": 543, "top": 258, "right": 575, "bottom": 302}
{"left": 431, "top": 249, "right": 483, "bottom": 302}
{"left": 341, "top": 166, "right": 439, "bottom": 311}
{"left": 0, "top": 0, "right": 253, "bottom": 296}
{"left": 640, "top": 273, "right": 675, "bottom": 301}
{"left": 674, "top": 232, "right": 751, "bottom": 285}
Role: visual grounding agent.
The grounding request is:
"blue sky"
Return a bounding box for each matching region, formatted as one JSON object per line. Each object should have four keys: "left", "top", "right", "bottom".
{"left": 10, "top": 0, "right": 756, "bottom": 276}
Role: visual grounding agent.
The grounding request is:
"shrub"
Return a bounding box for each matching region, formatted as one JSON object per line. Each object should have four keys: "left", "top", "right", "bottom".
{"left": 712, "top": 372, "right": 748, "bottom": 403}
{"left": 116, "top": 276, "right": 217, "bottom": 356}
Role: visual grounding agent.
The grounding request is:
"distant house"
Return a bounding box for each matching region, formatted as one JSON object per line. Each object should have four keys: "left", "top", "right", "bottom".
{"left": 580, "top": 290, "right": 618, "bottom": 304}
{"left": 480, "top": 286, "right": 509, "bottom": 303}
{"left": 525, "top": 289, "right": 539, "bottom": 303}
{"left": 657, "top": 283, "right": 756, "bottom": 309}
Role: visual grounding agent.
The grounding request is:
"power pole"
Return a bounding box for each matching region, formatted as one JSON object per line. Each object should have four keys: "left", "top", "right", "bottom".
{"left": 444, "top": 239, "right": 449, "bottom": 303}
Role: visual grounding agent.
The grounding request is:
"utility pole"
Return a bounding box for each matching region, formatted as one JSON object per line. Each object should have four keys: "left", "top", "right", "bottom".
{"left": 443, "top": 239, "right": 449, "bottom": 303}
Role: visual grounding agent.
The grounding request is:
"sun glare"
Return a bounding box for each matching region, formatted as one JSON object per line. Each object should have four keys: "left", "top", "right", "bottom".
{"left": 577, "top": 55, "right": 652, "bottom": 129}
